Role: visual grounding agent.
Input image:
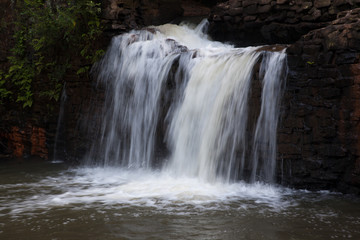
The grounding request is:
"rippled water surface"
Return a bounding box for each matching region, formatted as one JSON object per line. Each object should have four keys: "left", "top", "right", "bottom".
{"left": 0, "top": 160, "right": 359, "bottom": 240}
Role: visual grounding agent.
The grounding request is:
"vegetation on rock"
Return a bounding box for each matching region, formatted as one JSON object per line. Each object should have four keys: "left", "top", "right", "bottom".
{"left": 0, "top": 0, "right": 104, "bottom": 108}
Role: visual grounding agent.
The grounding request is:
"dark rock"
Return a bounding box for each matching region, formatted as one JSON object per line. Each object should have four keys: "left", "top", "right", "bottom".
{"left": 229, "top": 0, "right": 242, "bottom": 7}
{"left": 103, "top": 0, "right": 183, "bottom": 35}
{"left": 229, "top": 7, "right": 243, "bottom": 15}
{"left": 336, "top": 52, "right": 358, "bottom": 64}
{"left": 260, "top": 0, "right": 272, "bottom": 4}
{"left": 298, "top": 2, "right": 313, "bottom": 13}
{"left": 243, "top": 0, "right": 257, "bottom": 7}
{"left": 209, "top": 0, "right": 360, "bottom": 45}
{"left": 243, "top": 4, "right": 258, "bottom": 15}
{"left": 334, "top": 0, "right": 350, "bottom": 7}
{"left": 281, "top": 8, "right": 360, "bottom": 193}
{"left": 314, "top": 0, "right": 331, "bottom": 8}
{"left": 258, "top": 4, "right": 272, "bottom": 13}
{"left": 301, "top": 8, "right": 322, "bottom": 21}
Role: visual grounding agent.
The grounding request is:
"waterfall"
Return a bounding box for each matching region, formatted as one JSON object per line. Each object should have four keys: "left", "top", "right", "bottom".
{"left": 86, "top": 20, "right": 287, "bottom": 183}
{"left": 165, "top": 49, "right": 260, "bottom": 183}
{"left": 53, "top": 84, "right": 67, "bottom": 163}
{"left": 251, "top": 52, "right": 287, "bottom": 183}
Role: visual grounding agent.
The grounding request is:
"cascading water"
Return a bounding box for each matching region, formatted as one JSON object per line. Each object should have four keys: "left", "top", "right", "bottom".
{"left": 251, "top": 51, "right": 287, "bottom": 183}
{"left": 87, "top": 20, "right": 287, "bottom": 184}
{"left": 165, "top": 49, "right": 260, "bottom": 183}
{"left": 86, "top": 30, "right": 180, "bottom": 168}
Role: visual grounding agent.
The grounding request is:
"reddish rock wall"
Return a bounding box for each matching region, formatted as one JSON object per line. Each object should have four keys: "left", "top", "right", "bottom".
{"left": 0, "top": 125, "right": 48, "bottom": 159}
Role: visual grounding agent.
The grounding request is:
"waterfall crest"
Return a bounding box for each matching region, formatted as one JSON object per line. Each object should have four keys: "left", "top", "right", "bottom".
{"left": 86, "top": 20, "right": 287, "bottom": 183}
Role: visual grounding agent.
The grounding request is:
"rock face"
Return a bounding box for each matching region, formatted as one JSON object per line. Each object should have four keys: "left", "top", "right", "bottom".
{"left": 181, "top": 0, "right": 212, "bottom": 17}
{"left": 209, "top": 0, "right": 360, "bottom": 45}
{"left": 5, "top": 126, "right": 48, "bottom": 158}
{"left": 102, "top": 0, "right": 183, "bottom": 35}
{"left": 279, "top": 9, "right": 360, "bottom": 193}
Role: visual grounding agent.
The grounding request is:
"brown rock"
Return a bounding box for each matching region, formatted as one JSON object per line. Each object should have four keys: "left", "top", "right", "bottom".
{"left": 277, "top": 0, "right": 288, "bottom": 4}
{"left": 243, "top": 0, "right": 258, "bottom": 7}
{"left": 30, "top": 126, "right": 48, "bottom": 160}
{"left": 8, "top": 127, "right": 25, "bottom": 158}
{"left": 229, "top": 0, "right": 242, "bottom": 8}
{"left": 298, "top": 2, "right": 313, "bottom": 12}
{"left": 244, "top": 15, "right": 257, "bottom": 21}
{"left": 229, "top": 7, "right": 243, "bottom": 16}
{"left": 259, "top": 0, "right": 272, "bottom": 4}
{"left": 258, "top": 4, "right": 272, "bottom": 13}
{"left": 243, "top": 4, "right": 258, "bottom": 15}
{"left": 301, "top": 8, "right": 322, "bottom": 21}
{"left": 314, "top": 0, "right": 332, "bottom": 8}
{"left": 334, "top": 0, "right": 350, "bottom": 7}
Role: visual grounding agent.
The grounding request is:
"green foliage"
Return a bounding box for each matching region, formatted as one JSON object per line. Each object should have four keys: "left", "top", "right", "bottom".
{"left": 2, "top": 0, "right": 104, "bottom": 108}
{"left": 0, "top": 70, "right": 12, "bottom": 105}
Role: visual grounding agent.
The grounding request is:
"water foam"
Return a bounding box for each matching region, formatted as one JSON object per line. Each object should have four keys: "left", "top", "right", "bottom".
{"left": 0, "top": 167, "right": 289, "bottom": 217}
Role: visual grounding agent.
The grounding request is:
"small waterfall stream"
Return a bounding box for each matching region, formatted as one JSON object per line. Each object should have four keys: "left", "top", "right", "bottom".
{"left": 53, "top": 84, "right": 68, "bottom": 163}
{"left": 87, "top": 20, "right": 287, "bottom": 183}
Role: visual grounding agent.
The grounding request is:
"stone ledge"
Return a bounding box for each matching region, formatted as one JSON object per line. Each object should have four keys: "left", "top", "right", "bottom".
{"left": 209, "top": 0, "right": 360, "bottom": 46}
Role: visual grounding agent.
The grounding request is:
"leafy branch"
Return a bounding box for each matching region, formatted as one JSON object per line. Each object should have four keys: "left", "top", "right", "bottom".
{"left": 1, "top": 0, "right": 104, "bottom": 108}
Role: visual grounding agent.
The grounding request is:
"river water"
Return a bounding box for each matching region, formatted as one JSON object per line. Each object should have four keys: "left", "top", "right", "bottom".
{"left": 0, "top": 159, "right": 359, "bottom": 240}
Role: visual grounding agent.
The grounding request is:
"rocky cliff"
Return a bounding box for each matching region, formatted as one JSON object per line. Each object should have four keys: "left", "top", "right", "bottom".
{"left": 280, "top": 8, "right": 360, "bottom": 193}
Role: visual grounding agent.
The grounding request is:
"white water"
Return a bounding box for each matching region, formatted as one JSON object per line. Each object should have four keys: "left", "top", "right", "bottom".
{"left": 165, "top": 49, "right": 260, "bottom": 183}
{"left": 0, "top": 167, "right": 290, "bottom": 216}
{"left": 2, "top": 162, "right": 360, "bottom": 240}
{"left": 79, "top": 19, "right": 288, "bottom": 206}
{"left": 251, "top": 51, "right": 287, "bottom": 182}
{"left": 87, "top": 29, "right": 179, "bottom": 167}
